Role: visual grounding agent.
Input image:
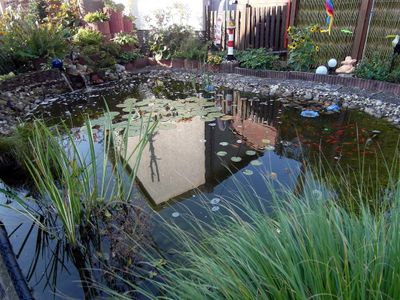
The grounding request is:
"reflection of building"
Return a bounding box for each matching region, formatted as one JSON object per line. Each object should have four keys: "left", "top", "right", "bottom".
{"left": 126, "top": 117, "right": 206, "bottom": 205}
{"left": 230, "top": 91, "right": 279, "bottom": 148}
{"left": 0, "top": 0, "right": 30, "bottom": 13}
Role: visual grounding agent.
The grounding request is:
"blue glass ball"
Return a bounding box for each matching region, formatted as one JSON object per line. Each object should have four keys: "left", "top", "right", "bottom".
{"left": 52, "top": 58, "right": 63, "bottom": 69}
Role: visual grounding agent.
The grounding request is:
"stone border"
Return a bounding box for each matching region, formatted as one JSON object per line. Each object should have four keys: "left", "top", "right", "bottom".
{"left": 232, "top": 68, "right": 400, "bottom": 96}
{"left": 0, "top": 69, "right": 63, "bottom": 92}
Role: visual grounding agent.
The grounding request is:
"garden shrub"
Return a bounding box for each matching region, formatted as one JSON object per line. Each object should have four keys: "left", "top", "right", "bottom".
{"left": 83, "top": 11, "right": 109, "bottom": 23}
{"left": 73, "top": 28, "right": 103, "bottom": 46}
{"left": 174, "top": 37, "right": 208, "bottom": 61}
{"left": 149, "top": 24, "right": 193, "bottom": 60}
{"left": 112, "top": 32, "right": 139, "bottom": 47}
{"left": 236, "top": 48, "right": 280, "bottom": 70}
{"left": 1, "top": 20, "right": 68, "bottom": 69}
{"left": 118, "top": 51, "right": 143, "bottom": 64}
{"left": 354, "top": 53, "right": 400, "bottom": 83}
{"left": 287, "top": 25, "right": 320, "bottom": 72}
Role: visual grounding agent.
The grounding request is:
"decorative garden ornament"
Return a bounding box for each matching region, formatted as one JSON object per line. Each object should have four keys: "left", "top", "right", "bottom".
{"left": 226, "top": 20, "right": 236, "bottom": 61}
{"left": 321, "top": 0, "right": 334, "bottom": 35}
{"left": 335, "top": 56, "right": 357, "bottom": 74}
{"left": 327, "top": 58, "right": 337, "bottom": 68}
{"left": 315, "top": 65, "right": 328, "bottom": 75}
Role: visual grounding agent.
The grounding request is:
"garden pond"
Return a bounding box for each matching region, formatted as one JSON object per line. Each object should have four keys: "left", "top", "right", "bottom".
{"left": 0, "top": 75, "right": 399, "bottom": 299}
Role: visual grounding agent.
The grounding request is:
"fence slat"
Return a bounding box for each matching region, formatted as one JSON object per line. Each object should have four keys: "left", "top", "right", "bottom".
{"left": 265, "top": 6, "right": 271, "bottom": 49}
{"left": 270, "top": 6, "right": 276, "bottom": 50}
{"left": 274, "top": 6, "right": 281, "bottom": 50}
{"left": 260, "top": 7, "right": 266, "bottom": 48}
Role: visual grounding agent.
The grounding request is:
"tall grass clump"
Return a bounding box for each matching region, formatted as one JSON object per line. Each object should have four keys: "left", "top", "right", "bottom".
{"left": 143, "top": 180, "right": 400, "bottom": 300}
{"left": 1, "top": 113, "right": 155, "bottom": 247}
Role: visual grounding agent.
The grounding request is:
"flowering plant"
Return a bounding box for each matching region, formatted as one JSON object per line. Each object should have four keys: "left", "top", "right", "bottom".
{"left": 207, "top": 54, "right": 223, "bottom": 65}
{"left": 287, "top": 25, "right": 320, "bottom": 72}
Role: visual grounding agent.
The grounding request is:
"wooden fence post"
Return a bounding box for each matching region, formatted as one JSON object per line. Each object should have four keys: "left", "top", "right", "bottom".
{"left": 351, "top": 0, "right": 374, "bottom": 61}
{"left": 289, "top": 0, "right": 299, "bottom": 27}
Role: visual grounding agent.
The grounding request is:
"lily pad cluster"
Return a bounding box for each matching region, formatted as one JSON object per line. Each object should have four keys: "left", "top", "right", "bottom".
{"left": 88, "top": 97, "right": 228, "bottom": 137}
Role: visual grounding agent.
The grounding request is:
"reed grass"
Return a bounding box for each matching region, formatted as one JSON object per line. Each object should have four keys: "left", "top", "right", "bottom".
{"left": 1, "top": 113, "right": 156, "bottom": 246}
{"left": 98, "top": 150, "right": 400, "bottom": 299}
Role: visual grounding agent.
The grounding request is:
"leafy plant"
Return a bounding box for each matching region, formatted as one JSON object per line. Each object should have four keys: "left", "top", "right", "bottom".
{"left": 236, "top": 48, "right": 280, "bottom": 70}
{"left": 112, "top": 32, "right": 138, "bottom": 46}
{"left": 73, "top": 28, "right": 103, "bottom": 46}
{"left": 104, "top": 0, "right": 124, "bottom": 11}
{"left": 80, "top": 45, "right": 117, "bottom": 70}
{"left": 149, "top": 24, "right": 193, "bottom": 60}
{"left": 0, "top": 72, "right": 15, "bottom": 81}
{"left": 1, "top": 20, "right": 68, "bottom": 68}
{"left": 174, "top": 37, "right": 208, "bottom": 61}
{"left": 83, "top": 11, "right": 109, "bottom": 23}
{"left": 118, "top": 50, "right": 143, "bottom": 64}
{"left": 287, "top": 25, "right": 320, "bottom": 72}
{"left": 353, "top": 53, "right": 399, "bottom": 82}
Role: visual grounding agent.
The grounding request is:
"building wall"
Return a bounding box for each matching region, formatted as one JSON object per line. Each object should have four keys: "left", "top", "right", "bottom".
{"left": 115, "top": 0, "right": 207, "bottom": 30}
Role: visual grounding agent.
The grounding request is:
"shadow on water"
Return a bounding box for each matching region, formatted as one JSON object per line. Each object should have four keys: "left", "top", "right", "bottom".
{"left": 0, "top": 74, "right": 399, "bottom": 298}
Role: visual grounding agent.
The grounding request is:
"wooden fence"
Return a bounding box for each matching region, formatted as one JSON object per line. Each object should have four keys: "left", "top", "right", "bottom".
{"left": 205, "top": 4, "right": 291, "bottom": 51}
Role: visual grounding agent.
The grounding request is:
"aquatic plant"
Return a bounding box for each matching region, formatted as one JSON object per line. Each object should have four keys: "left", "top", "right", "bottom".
{"left": 1, "top": 113, "right": 156, "bottom": 246}
{"left": 97, "top": 150, "right": 400, "bottom": 299}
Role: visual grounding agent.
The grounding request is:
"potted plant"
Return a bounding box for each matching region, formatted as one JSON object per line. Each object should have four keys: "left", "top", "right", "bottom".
{"left": 112, "top": 32, "right": 138, "bottom": 52}
{"left": 118, "top": 50, "right": 147, "bottom": 71}
{"left": 104, "top": 0, "right": 125, "bottom": 35}
{"left": 207, "top": 54, "right": 223, "bottom": 72}
{"left": 123, "top": 15, "right": 135, "bottom": 33}
{"left": 83, "top": 11, "right": 111, "bottom": 39}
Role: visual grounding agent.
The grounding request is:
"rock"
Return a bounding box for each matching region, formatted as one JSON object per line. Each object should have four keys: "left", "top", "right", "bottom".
{"left": 115, "top": 64, "right": 126, "bottom": 73}
{"left": 304, "top": 92, "right": 313, "bottom": 100}
{"left": 282, "top": 90, "right": 293, "bottom": 98}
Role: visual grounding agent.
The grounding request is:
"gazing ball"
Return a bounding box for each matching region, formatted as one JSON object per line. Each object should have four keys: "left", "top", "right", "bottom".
{"left": 52, "top": 58, "right": 63, "bottom": 69}
{"left": 328, "top": 58, "right": 338, "bottom": 68}
{"left": 315, "top": 65, "right": 328, "bottom": 75}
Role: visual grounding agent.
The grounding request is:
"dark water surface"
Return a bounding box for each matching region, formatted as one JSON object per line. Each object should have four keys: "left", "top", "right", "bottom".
{"left": 0, "top": 75, "right": 399, "bottom": 299}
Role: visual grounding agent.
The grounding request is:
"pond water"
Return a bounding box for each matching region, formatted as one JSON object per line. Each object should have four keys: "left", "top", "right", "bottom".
{"left": 0, "top": 75, "right": 399, "bottom": 299}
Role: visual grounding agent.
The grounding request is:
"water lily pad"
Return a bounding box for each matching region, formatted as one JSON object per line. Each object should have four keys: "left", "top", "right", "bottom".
{"left": 217, "top": 151, "right": 228, "bottom": 157}
{"left": 210, "top": 198, "right": 221, "bottom": 205}
{"left": 171, "top": 212, "right": 180, "bottom": 218}
{"left": 245, "top": 150, "right": 257, "bottom": 156}
{"left": 265, "top": 145, "right": 275, "bottom": 151}
{"left": 211, "top": 206, "right": 220, "bottom": 212}
{"left": 243, "top": 169, "right": 254, "bottom": 176}
{"left": 250, "top": 160, "right": 263, "bottom": 166}
{"left": 207, "top": 112, "right": 225, "bottom": 118}
{"left": 231, "top": 156, "right": 242, "bottom": 162}
{"left": 220, "top": 115, "right": 234, "bottom": 121}
{"left": 219, "top": 142, "right": 229, "bottom": 146}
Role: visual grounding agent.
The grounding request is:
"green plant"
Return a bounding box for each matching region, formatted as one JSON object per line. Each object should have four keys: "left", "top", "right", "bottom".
{"left": 0, "top": 72, "right": 15, "bottom": 81}
{"left": 236, "top": 48, "right": 280, "bottom": 70}
{"left": 1, "top": 113, "right": 156, "bottom": 246}
{"left": 174, "top": 37, "right": 208, "bottom": 61}
{"left": 1, "top": 20, "right": 68, "bottom": 67}
{"left": 83, "top": 11, "right": 109, "bottom": 23}
{"left": 104, "top": 0, "right": 124, "bottom": 11}
{"left": 354, "top": 53, "right": 391, "bottom": 82}
{"left": 149, "top": 24, "right": 193, "bottom": 60}
{"left": 118, "top": 50, "right": 143, "bottom": 63}
{"left": 80, "top": 45, "right": 117, "bottom": 70}
{"left": 112, "top": 32, "right": 138, "bottom": 46}
{"left": 73, "top": 28, "right": 103, "bottom": 46}
{"left": 287, "top": 25, "right": 320, "bottom": 72}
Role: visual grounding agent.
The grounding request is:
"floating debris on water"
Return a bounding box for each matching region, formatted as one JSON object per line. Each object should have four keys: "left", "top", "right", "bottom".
{"left": 245, "top": 150, "right": 256, "bottom": 156}
{"left": 210, "top": 198, "right": 221, "bottom": 205}
{"left": 219, "top": 142, "right": 229, "bottom": 146}
{"left": 265, "top": 145, "right": 275, "bottom": 151}
{"left": 208, "top": 123, "right": 216, "bottom": 127}
{"left": 217, "top": 151, "right": 228, "bottom": 157}
{"left": 171, "top": 212, "right": 180, "bottom": 218}
{"left": 262, "top": 139, "right": 271, "bottom": 144}
{"left": 250, "top": 160, "right": 263, "bottom": 166}
{"left": 211, "top": 206, "right": 220, "bottom": 212}
{"left": 231, "top": 156, "right": 242, "bottom": 162}
{"left": 236, "top": 139, "right": 243, "bottom": 144}
{"left": 243, "top": 169, "right": 254, "bottom": 176}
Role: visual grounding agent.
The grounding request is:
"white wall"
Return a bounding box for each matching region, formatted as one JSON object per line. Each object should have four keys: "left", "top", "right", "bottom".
{"left": 115, "top": 0, "right": 206, "bottom": 30}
